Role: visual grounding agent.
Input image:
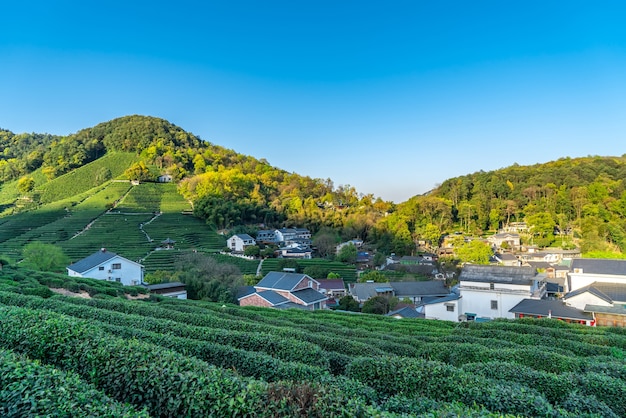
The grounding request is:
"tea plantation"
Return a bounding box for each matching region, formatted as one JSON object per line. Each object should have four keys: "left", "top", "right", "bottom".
{"left": 1, "top": 266, "right": 626, "bottom": 417}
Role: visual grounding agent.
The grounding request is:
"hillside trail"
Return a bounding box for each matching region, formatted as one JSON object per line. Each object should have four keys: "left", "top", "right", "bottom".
{"left": 69, "top": 182, "right": 133, "bottom": 240}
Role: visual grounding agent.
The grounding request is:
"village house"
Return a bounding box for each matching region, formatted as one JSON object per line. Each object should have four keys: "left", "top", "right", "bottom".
{"left": 227, "top": 234, "right": 256, "bottom": 252}
{"left": 457, "top": 265, "right": 546, "bottom": 321}
{"left": 67, "top": 248, "right": 144, "bottom": 286}
{"left": 386, "top": 306, "right": 423, "bottom": 319}
{"left": 277, "top": 245, "right": 312, "bottom": 259}
{"left": 349, "top": 280, "right": 448, "bottom": 305}
{"left": 238, "top": 271, "right": 327, "bottom": 310}
{"left": 417, "top": 290, "right": 462, "bottom": 321}
{"left": 256, "top": 228, "right": 311, "bottom": 247}
{"left": 509, "top": 299, "right": 594, "bottom": 326}
{"left": 336, "top": 239, "right": 363, "bottom": 254}
{"left": 563, "top": 281, "right": 626, "bottom": 327}
{"left": 567, "top": 258, "right": 626, "bottom": 293}
{"left": 487, "top": 232, "right": 521, "bottom": 250}
{"left": 494, "top": 253, "right": 521, "bottom": 267}
{"left": 501, "top": 222, "right": 529, "bottom": 233}
{"left": 317, "top": 278, "right": 347, "bottom": 299}
{"left": 144, "top": 281, "right": 188, "bottom": 299}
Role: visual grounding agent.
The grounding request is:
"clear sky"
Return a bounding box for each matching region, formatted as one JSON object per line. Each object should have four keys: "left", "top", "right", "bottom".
{"left": 2, "top": 1, "right": 626, "bottom": 202}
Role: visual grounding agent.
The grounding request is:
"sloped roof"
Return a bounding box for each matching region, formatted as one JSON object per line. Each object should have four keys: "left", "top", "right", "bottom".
{"left": 386, "top": 306, "right": 423, "bottom": 319}
{"left": 526, "top": 261, "right": 552, "bottom": 270}
{"left": 291, "top": 288, "right": 327, "bottom": 305}
{"left": 256, "top": 290, "right": 289, "bottom": 306}
{"left": 585, "top": 304, "right": 626, "bottom": 315}
{"left": 496, "top": 253, "right": 519, "bottom": 261}
{"left": 564, "top": 284, "right": 613, "bottom": 304}
{"left": 317, "top": 279, "right": 346, "bottom": 291}
{"left": 509, "top": 299, "right": 592, "bottom": 321}
{"left": 571, "top": 258, "right": 626, "bottom": 276}
{"left": 67, "top": 249, "right": 122, "bottom": 273}
{"left": 419, "top": 293, "right": 461, "bottom": 306}
{"left": 459, "top": 265, "right": 538, "bottom": 285}
{"left": 256, "top": 271, "right": 315, "bottom": 291}
{"left": 145, "top": 281, "right": 185, "bottom": 291}
{"left": 232, "top": 233, "right": 255, "bottom": 241}
{"left": 589, "top": 282, "right": 626, "bottom": 303}
{"left": 350, "top": 280, "right": 448, "bottom": 300}
{"left": 391, "top": 281, "right": 448, "bottom": 297}
{"left": 237, "top": 286, "right": 257, "bottom": 300}
{"left": 350, "top": 282, "right": 390, "bottom": 300}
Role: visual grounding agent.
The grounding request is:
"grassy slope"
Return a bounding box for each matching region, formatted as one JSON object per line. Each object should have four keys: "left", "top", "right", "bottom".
{"left": 0, "top": 167, "right": 225, "bottom": 264}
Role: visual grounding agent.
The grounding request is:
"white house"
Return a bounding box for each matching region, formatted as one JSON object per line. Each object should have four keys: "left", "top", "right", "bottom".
{"left": 568, "top": 258, "right": 626, "bottom": 293}
{"left": 67, "top": 248, "right": 144, "bottom": 286}
{"left": 418, "top": 292, "right": 462, "bottom": 321}
{"left": 336, "top": 239, "right": 363, "bottom": 254}
{"left": 227, "top": 234, "right": 256, "bottom": 252}
{"left": 458, "top": 265, "right": 546, "bottom": 321}
{"left": 487, "top": 232, "right": 521, "bottom": 249}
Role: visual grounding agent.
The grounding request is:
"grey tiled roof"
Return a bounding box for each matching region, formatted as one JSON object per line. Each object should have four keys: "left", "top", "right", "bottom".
{"left": 391, "top": 281, "right": 448, "bottom": 297}
{"left": 585, "top": 304, "right": 626, "bottom": 315}
{"left": 571, "top": 258, "right": 626, "bottom": 276}
{"left": 589, "top": 282, "right": 626, "bottom": 303}
{"left": 386, "top": 306, "right": 423, "bottom": 318}
{"left": 234, "top": 233, "right": 255, "bottom": 240}
{"left": 459, "top": 265, "right": 539, "bottom": 285}
{"left": 350, "top": 280, "right": 448, "bottom": 301}
{"left": 145, "top": 282, "right": 186, "bottom": 291}
{"left": 256, "top": 271, "right": 313, "bottom": 291}
{"left": 67, "top": 249, "right": 119, "bottom": 273}
{"left": 237, "top": 286, "right": 258, "bottom": 300}
{"left": 256, "top": 290, "right": 289, "bottom": 306}
{"left": 564, "top": 284, "right": 613, "bottom": 304}
{"left": 509, "top": 299, "right": 592, "bottom": 321}
{"left": 317, "top": 279, "right": 346, "bottom": 291}
{"left": 418, "top": 293, "right": 461, "bottom": 306}
{"left": 291, "top": 288, "right": 327, "bottom": 305}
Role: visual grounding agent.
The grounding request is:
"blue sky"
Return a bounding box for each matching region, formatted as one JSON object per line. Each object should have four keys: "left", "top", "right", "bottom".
{"left": 2, "top": 1, "right": 626, "bottom": 202}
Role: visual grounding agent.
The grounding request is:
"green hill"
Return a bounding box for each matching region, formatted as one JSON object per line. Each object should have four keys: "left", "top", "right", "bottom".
{"left": 1, "top": 266, "right": 626, "bottom": 416}
{"left": 0, "top": 181, "right": 225, "bottom": 264}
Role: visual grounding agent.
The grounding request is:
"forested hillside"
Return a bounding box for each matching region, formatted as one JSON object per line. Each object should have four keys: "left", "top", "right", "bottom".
{"left": 383, "top": 156, "right": 626, "bottom": 256}
{"left": 2, "top": 115, "right": 626, "bottom": 257}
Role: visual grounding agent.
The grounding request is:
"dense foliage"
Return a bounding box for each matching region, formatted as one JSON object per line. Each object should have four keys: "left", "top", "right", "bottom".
{"left": 4, "top": 115, "right": 626, "bottom": 256}
{"left": 2, "top": 267, "right": 626, "bottom": 416}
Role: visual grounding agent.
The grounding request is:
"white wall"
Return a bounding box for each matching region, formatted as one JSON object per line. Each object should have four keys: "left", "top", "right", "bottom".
{"left": 70, "top": 255, "right": 143, "bottom": 286}
{"left": 569, "top": 273, "right": 626, "bottom": 292}
{"left": 565, "top": 292, "right": 611, "bottom": 310}
{"left": 424, "top": 299, "right": 461, "bottom": 322}
{"left": 459, "top": 281, "right": 535, "bottom": 320}
{"left": 228, "top": 237, "right": 244, "bottom": 252}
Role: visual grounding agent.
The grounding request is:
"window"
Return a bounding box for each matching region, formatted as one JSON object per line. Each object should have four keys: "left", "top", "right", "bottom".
{"left": 489, "top": 283, "right": 494, "bottom": 290}
{"left": 446, "top": 305, "right": 455, "bottom": 312}
{"left": 98, "top": 266, "right": 105, "bottom": 271}
{"left": 491, "top": 300, "right": 498, "bottom": 310}
{"left": 115, "top": 277, "right": 121, "bottom": 282}
{"left": 112, "top": 263, "right": 121, "bottom": 270}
